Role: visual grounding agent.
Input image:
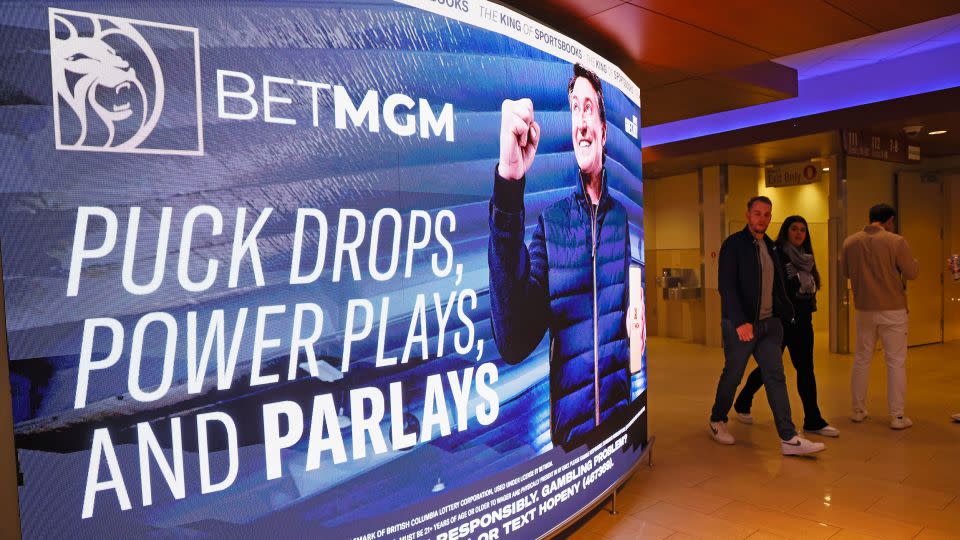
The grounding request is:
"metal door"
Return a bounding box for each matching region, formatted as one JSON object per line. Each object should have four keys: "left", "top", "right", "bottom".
{"left": 897, "top": 171, "right": 943, "bottom": 346}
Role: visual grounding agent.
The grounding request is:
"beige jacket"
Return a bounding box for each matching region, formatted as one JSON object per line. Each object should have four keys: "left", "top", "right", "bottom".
{"left": 841, "top": 224, "right": 919, "bottom": 311}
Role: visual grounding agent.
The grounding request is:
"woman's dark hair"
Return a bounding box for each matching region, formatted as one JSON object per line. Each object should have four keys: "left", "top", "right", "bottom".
{"left": 776, "top": 215, "right": 821, "bottom": 289}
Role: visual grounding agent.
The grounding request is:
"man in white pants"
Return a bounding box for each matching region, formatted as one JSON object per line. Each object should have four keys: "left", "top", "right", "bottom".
{"left": 842, "top": 203, "right": 919, "bottom": 429}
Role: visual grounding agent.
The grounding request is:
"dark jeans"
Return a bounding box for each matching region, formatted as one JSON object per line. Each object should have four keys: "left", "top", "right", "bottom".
{"left": 711, "top": 318, "right": 797, "bottom": 441}
{"left": 735, "top": 314, "right": 827, "bottom": 430}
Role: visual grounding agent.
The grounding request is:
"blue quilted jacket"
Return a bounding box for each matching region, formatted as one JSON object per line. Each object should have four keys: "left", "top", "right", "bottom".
{"left": 488, "top": 166, "right": 631, "bottom": 446}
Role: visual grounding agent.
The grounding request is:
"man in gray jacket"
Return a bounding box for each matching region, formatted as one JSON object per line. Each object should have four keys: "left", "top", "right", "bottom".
{"left": 842, "top": 203, "right": 919, "bottom": 429}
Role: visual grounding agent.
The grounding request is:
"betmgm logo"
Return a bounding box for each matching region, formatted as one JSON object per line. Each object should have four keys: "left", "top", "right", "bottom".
{"left": 49, "top": 8, "right": 203, "bottom": 155}
{"left": 624, "top": 114, "right": 638, "bottom": 139}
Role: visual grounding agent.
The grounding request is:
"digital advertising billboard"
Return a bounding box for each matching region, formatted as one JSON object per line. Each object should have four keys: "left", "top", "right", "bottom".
{"left": 0, "top": 1, "right": 647, "bottom": 538}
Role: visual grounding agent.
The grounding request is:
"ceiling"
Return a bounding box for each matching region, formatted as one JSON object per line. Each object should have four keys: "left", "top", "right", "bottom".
{"left": 862, "top": 111, "right": 960, "bottom": 158}
{"left": 499, "top": 0, "right": 960, "bottom": 126}
{"left": 641, "top": 114, "right": 960, "bottom": 179}
{"left": 641, "top": 131, "right": 840, "bottom": 180}
{"left": 777, "top": 13, "right": 960, "bottom": 79}
{"left": 641, "top": 87, "right": 960, "bottom": 178}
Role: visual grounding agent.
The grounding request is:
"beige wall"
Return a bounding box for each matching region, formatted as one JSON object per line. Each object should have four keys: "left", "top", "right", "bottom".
{"left": 702, "top": 166, "right": 724, "bottom": 347}
{"left": 845, "top": 157, "right": 897, "bottom": 236}
{"left": 727, "top": 165, "right": 764, "bottom": 220}
{"left": 651, "top": 172, "right": 700, "bottom": 249}
{"left": 943, "top": 173, "right": 960, "bottom": 342}
{"left": 647, "top": 163, "right": 833, "bottom": 343}
{"left": 918, "top": 156, "right": 960, "bottom": 343}
{"left": 644, "top": 171, "right": 706, "bottom": 343}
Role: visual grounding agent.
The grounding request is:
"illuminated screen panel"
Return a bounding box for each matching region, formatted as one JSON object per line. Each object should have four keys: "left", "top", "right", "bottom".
{"left": 0, "top": 1, "right": 646, "bottom": 538}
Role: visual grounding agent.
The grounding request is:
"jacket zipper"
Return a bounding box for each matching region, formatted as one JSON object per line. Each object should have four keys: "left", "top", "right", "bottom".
{"left": 756, "top": 240, "right": 796, "bottom": 325}
{"left": 591, "top": 201, "right": 600, "bottom": 428}
{"left": 754, "top": 240, "right": 762, "bottom": 325}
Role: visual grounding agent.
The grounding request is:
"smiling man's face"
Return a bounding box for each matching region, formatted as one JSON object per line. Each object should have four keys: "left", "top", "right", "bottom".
{"left": 569, "top": 76, "right": 606, "bottom": 178}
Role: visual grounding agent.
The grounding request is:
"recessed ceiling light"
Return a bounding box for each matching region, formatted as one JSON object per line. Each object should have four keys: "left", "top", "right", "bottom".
{"left": 928, "top": 130, "right": 947, "bottom": 135}
{"left": 822, "top": 167, "right": 830, "bottom": 172}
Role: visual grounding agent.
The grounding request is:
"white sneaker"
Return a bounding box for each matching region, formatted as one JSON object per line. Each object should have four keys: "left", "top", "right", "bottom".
{"left": 806, "top": 425, "right": 840, "bottom": 438}
{"left": 851, "top": 410, "right": 868, "bottom": 422}
{"left": 890, "top": 416, "right": 913, "bottom": 430}
{"left": 735, "top": 412, "right": 754, "bottom": 425}
{"left": 781, "top": 436, "right": 826, "bottom": 456}
{"left": 709, "top": 421, "right": 735, "bottom": 445}
{"left": 952, "top": 413, "right": 960, "bottom": 423}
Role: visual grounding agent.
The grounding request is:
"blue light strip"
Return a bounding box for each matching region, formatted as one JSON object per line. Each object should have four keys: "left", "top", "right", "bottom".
{"left": 642, "top": 41, "right": 960, "bottom": 147}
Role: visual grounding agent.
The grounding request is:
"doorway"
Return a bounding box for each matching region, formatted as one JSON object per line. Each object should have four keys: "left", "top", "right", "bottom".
{"left": 897, "top": 171, "right": 944, "bottom": 346}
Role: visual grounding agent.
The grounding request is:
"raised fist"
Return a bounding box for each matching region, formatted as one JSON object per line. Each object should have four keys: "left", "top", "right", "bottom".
{"left": 497, "top": 98, "right": 540, "bottom": 181}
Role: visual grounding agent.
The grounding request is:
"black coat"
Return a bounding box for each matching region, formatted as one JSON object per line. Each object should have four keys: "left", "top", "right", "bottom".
{"left": 718, "top": 226, "right": 795, "bottom": 327}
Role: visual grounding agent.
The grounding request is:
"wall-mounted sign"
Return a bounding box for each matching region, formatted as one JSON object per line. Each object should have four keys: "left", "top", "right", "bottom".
{"left": 765, "top": 162, "right": 821, "bottom": 188}
{"left": 842, "top": 129, "right": 920, "bottom": 163}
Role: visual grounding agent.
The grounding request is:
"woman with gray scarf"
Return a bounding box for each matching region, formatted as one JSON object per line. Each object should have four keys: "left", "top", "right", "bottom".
{"left": 734, "top": 215, "right": 839, "bottom": 437}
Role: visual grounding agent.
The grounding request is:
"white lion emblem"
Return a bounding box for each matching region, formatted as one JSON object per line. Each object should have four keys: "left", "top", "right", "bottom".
{"left": 50, "top": 11, "right": 164, "bottom": 149}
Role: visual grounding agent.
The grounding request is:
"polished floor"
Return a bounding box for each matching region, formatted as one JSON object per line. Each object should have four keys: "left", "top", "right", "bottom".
{"left": 561, "top": 335, "right": 960, "bottom": 539}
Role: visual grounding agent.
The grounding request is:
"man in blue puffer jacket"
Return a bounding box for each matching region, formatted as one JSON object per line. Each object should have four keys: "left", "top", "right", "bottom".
{"left": 488, "top": 64, "right": 631, "bottom": 447}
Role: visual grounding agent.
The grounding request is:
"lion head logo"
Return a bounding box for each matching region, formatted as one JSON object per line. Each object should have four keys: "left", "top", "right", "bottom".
{"left": 50, "top": 10, "right": 164, "bottom": 149}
